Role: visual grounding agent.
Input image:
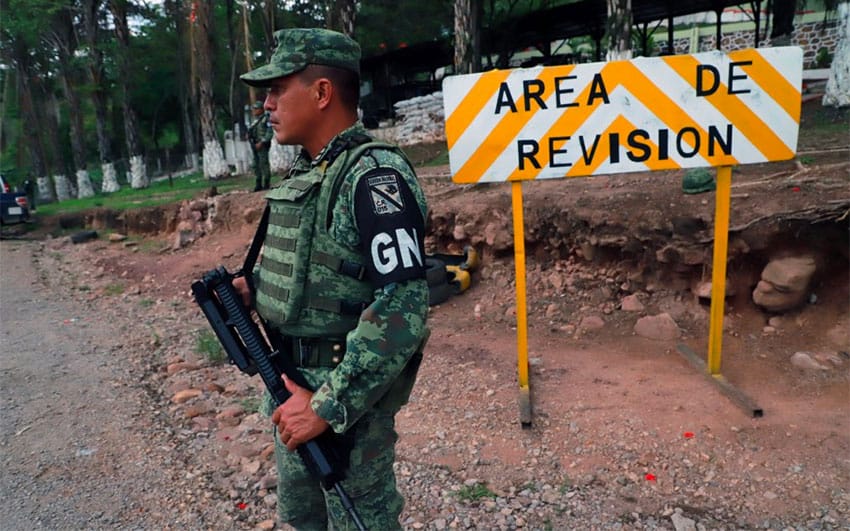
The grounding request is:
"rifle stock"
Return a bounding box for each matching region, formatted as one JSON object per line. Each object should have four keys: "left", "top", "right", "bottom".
{"left": 191, "top": 266, "right": 366, "bottom": 531}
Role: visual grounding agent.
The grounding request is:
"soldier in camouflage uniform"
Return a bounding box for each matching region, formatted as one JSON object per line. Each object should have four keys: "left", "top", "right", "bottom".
{"left": 238, "top": 28, "right": 429, "bottom": 530}
{"left": 248, "top": 101, "right": 274, "bottom": 191}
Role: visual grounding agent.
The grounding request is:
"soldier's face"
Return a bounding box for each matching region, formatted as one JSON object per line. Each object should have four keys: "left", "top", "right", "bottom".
{"left": 264, "top": 74, "right": 318, "bottom": 148}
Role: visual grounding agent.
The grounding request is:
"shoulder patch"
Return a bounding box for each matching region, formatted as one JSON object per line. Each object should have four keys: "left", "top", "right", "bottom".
{"left": 367, "top": 170, "right": 405, "bottom": 215}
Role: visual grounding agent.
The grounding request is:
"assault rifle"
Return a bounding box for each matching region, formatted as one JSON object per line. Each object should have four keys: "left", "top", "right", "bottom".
{"left": 191, "top": 266, "right": 366, "bottom": 531}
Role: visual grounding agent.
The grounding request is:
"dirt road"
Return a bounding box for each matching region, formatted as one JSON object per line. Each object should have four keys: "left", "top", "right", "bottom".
{"left": 0, "top": 241, "right": 229, "bottom": 529}
{"left": 1, "top": 97, "right": 847, "bottom": 529}
{"left": 2, "top": 226, "right": 848, "bottom": 529}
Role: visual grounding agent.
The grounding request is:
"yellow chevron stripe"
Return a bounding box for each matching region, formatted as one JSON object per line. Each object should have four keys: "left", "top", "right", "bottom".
{"left": 453, "top": 65, "right": 576, "bottom": 184}
{"left": 506, "top": 64, "right": 611, "bottom": 181}
{"left": 664, "top": 55, "right": 794, "bottom": 161}
{"left": 508, "top": 61, "right": 730, "bottom": 180}
{"left": 728, "top": 49, "right": 800, "bottom": 122}
{"left": 445, "top": 69, "right": 512, "bottom": 150}
{"left": 566, "top": 115, "right": 682, "bottom": 177}
{"left": 616, "top": 61, "right": 738, "bottom": 167}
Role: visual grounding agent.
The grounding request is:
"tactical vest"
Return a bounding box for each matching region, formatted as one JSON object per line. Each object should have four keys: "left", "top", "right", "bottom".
{"left": 255, "top": 137, "right": 409, "bottom": 339}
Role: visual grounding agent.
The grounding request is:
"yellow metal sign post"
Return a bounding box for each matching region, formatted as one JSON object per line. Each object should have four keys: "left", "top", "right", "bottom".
{"left": 678, "top": 164, "right": 764, "bottom": 417}
{"left": 442, "top": 47, "right": 802, "bottom": 423}
{"left": 708, "top": 166, "right": 732, "bottom": 375}
{"left": 511, "top": 181, "right": 532, "bottom": 425}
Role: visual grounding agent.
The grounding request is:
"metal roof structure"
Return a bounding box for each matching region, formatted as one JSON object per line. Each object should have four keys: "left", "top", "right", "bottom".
{"left": 360, "top": 0, "right": 770, "bottom": 118}
{"left": 487, "top": 0, "right": 760, "bottom": 62}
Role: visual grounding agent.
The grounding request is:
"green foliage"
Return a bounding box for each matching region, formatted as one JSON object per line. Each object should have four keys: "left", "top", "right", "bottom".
{"left": 815, "top": 47, "right": 832, "bottom": 68}
{"left": 104, "top": 283, "right": 125, "bottom": 296}
{"left": 239, "top": 396, "right": 263, "bottom": 414}
{"left": 454, "top": 482, "right": 497, "bottom": 502}
{"left": 34, "top": 171, "right": 253, "bottom": 217}
{"left": 196, "top": 329, "right": 225, "bottom": 364}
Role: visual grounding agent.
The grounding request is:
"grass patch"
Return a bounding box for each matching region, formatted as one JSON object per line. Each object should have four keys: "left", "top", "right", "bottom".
{"left": 35, "top": 172, "right": 254, "bottom": 218}
{"left": 558, "top": 476, "right": 574, "bottom": 494}
{"left": 239, "top": 396, "right": 263, "bottom": 414}
{"left": 104, "top": 283, "right": 125, "bottom": 296}
{"left": 401, "top": 141, "right": 449, "bottom": 167}
{"left": 196, "top": 329, "right": 225, "bottom": 364}
{"left": 454, "top": 482, "right": 497, "bottom": 502}
{"left": 139, "top": 298, "right": 155, "bottom": 308}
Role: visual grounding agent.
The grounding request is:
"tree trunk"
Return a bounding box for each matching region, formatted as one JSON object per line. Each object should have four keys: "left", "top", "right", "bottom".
{"left": 262, "top": 1, "right": 275, "bottom": 51}
{"left": 225, "top": 0, "right": 241, "bottom": 132}
{"left": 771, "top": 0, "right": 796, "bottom": 42}
{"left": 823, "top": 2, "right": 850, "bottom": 107}
{"left": 82, "top": 0, "right": 120, "bottom": 193}
{"left": 454, "top": 0, "right": 479, "bottom": 74}
{"left": 166, "top": 0, "right": 199, "bottom": 171}
{"left": 606, "top": 0, "right": 633, "bottom": 61}
{"left": 51, "top": 6, "right": 95, "bottom": 198}
{"left": 44, "top": 92, "right": 74, "bottom": 201}
{"left": 15, "top": 58, "right": 54, "bottom": 203}
{"left": 241, "top": 3, "right": 257, "bottom": 105}
{"left": 110, "top": 0, "right": 149, "bottom": 189}
{"left": 327, "top": 0, "right": 357, "bottom": 36}
{"left": 194, "top": 0, "right": 229, "bottom": 179}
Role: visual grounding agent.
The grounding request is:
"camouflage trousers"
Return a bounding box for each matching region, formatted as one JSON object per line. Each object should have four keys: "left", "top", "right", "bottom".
{"left": 274, "top": 409, "right": 403, "bottom": 530}
{"left": 253, "top": 148, "right": 271, "bottom": 189}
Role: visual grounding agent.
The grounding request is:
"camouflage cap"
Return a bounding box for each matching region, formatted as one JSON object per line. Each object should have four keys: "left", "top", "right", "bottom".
{"left": 240, "top": 28, "right": 361, "bottom": 87}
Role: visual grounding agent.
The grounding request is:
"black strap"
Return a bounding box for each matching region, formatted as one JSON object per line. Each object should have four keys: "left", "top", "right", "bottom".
{"left": 320, "top": 132, "right": 373, "bottom": 168}
{"left": 241, "top": 204, "right": 270, "bottom": 294}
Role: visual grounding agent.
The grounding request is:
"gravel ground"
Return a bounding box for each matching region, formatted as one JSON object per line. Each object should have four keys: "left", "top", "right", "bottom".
{"left": 1, "top": 238, "right": 847, "bottom": 530}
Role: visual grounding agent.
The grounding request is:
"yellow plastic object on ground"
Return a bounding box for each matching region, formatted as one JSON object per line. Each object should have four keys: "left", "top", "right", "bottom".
{"left": 446, "top": 266, "right": 471, "bottom": 293}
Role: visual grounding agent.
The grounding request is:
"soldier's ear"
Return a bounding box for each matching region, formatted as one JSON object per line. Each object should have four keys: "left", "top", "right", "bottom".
{"left": 315, "top": 78, "right": 332, "bottom": 110}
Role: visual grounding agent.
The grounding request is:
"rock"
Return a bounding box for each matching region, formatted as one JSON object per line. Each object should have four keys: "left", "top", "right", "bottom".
{"left": 172, "top": 389, "right": 203, "bottom": 403}
{"left": 767, "top": 316, "right": 785, "bottom": 328}
{"left": 108, "top": 233, "right": 127, "bottom": 242}
{"left": 752, "top": 256, "right": 816, "bottom": 312}
{"left": 579, "top": 315, "right": 605, "bottom": 331}
{"left": 620, "top": 294, "right": 644, "bottom": 312}
{"left": 789, "top": 352, "right": 829, "bottom": 371}
{"left": 218, "top": 405, "right": 246, "bottom": 418}
{"left": 242, "top": 460, "right": 261, "bottom": 475}
{"left": 184, "top": 403, "right": 210, "bottom": 418}
{"left": 452, "top": 224, "right": 466, "bottom": 240}
{"left": 200, "top": 382, "right": 225, "bottom": 393}
{"left": 634, "top": 313, "right": 680, "bottom": 340}
{"left": 167, "top": 361, "right": 202, "bottom": 375}
{"left": 774, "top": 256, "right": 817, "bottom": 289}
{"left": 191, "top": 417, "right": 215, "bottom": 431}
{"left": 694, "top": 280, "right": 734, "bottom": 300}
{"left": 670, "top": 510, "right": 697, "bottom": 531}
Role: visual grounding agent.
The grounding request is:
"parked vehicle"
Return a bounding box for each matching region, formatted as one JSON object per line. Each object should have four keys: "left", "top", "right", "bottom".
{"left": 0, "top": 175, "right": 30, "bottom": 225}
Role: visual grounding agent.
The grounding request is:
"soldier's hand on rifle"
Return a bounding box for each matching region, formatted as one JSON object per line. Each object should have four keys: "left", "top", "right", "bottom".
{"left": 272, "top": 375, "right": 330, "bottom": 452}
{"left": 232, "top": 276, "right": 252, "bottom": 307}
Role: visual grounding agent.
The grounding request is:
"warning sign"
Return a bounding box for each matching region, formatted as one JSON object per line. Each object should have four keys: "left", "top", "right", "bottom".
{"left": 442, "top": 47, "right": 803, "bottom": 183}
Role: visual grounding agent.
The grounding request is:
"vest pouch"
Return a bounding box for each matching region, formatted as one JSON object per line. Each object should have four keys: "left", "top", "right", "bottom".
{"left": 255, "top": 178, "right": 322, "bottom": 327}
{"left": 375, "top": 328, "right": 429, "bottom": 412}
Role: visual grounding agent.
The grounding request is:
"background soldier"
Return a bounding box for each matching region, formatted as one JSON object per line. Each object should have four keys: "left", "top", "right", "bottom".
{"left": 237, "top": 28, "right": 429, "bottom": 529}
{"left": 248, "top": 100, "right": 273, "bottom": 191}
{"left": 23, "top": 175, "right": 36, "bottom": 212}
